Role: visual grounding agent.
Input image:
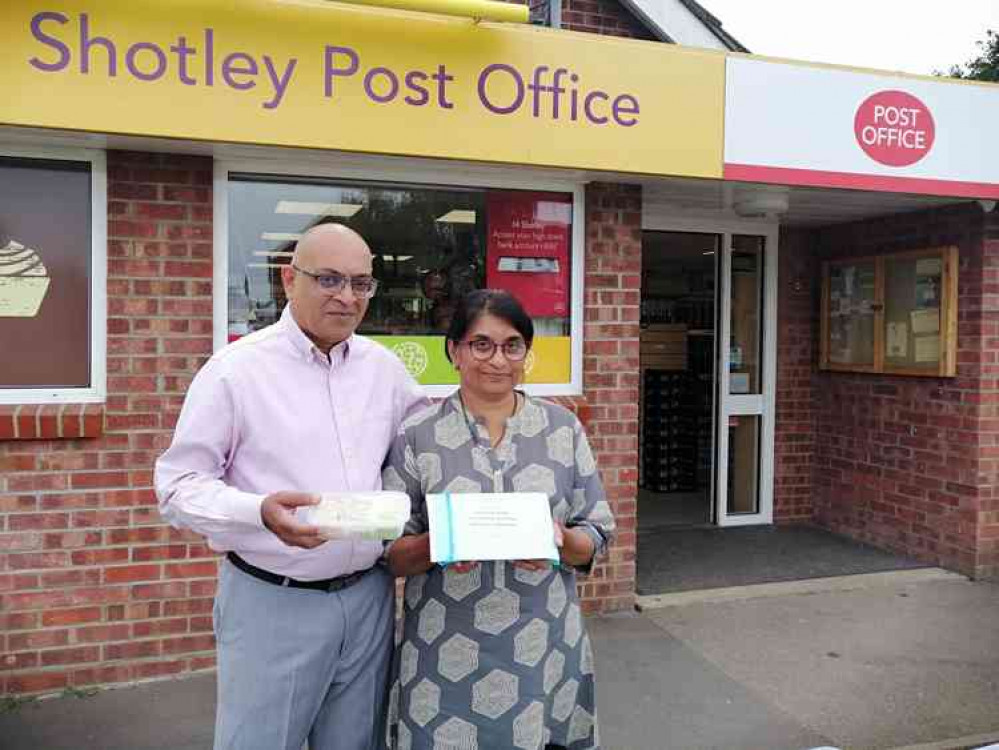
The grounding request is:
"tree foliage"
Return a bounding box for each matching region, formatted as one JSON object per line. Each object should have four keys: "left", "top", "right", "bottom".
{"left": 944, "top": 29, "right": 999, "bottom": 82}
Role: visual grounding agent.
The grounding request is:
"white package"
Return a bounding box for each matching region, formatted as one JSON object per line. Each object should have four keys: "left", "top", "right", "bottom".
{"left": 299, "top": 491, "right": 410, "bottom": 541}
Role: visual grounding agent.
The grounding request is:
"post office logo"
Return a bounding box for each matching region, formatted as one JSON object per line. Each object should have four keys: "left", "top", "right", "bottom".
{"left": 854, "top": 90, "right": 935, "bottom": 167}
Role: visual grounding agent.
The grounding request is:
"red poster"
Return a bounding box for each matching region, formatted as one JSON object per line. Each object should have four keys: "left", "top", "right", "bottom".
{"left": 485, "top": 191, "right": 571, "bottom": 318}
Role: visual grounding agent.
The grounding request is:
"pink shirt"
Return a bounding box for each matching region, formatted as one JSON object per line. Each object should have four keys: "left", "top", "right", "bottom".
{"left": 154, "top": 306, "right": 428, "bottom": 580}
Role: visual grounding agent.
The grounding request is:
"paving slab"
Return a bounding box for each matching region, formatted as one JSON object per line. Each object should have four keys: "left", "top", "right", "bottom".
{"left": 591, "top": 613, "right": 832, "bottom": 750}
{"left": 0, "top": 674, "right": 215, "bottom": 750}
{"left": 644, "top": 577, "right": 999, "bottom": 750}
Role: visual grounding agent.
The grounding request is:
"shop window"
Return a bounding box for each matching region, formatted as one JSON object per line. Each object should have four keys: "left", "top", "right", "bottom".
{"left": 0, "top": 152, "right": 104, "bottom": 404}
{"left": 226, "top": 174, "right": 575, "bottom": 388}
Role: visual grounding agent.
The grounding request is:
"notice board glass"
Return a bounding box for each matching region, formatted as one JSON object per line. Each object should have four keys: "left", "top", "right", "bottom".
{"left": 821, "top": 247, "right": 957, "bottom": 377}
{"left": 825, "top": 260, "right": 877, "bottom": 368}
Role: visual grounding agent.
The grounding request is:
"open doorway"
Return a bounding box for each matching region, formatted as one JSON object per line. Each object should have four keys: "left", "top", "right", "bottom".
{"left": 639, "top": 231, "right": 718, "bottom": 529}
{"left": 638, "top": 222, "right": 779, "bottom": 594}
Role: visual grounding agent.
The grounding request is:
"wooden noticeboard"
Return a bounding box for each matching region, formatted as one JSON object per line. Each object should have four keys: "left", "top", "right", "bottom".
{"left": 820, "top": 247, "right": 958, "bottom": 377}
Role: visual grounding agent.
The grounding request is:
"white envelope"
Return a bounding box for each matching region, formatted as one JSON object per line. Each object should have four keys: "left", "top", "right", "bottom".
{"left": 427, "top": 492, "right": 559, "bottom": 564}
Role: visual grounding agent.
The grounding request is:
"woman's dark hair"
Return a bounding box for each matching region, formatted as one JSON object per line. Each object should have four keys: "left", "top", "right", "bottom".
{"left": 444, "top": 289, "right": 534, "bottom": 363}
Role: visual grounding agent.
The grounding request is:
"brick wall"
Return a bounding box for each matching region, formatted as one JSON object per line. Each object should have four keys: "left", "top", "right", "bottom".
{"left": 561, "top": 0, "right": 658, "bottom": 39}
{"left": 773, "top": 228, "right": 817, "bottom": 522}
{"left": 807, "top": 203, "right": 994, "bottom": 578}
{"left": 499, "top": 0, "right": 656, "bottom": 40}
{"left": 0, "top": 151, "right": 218, "bottom": 696}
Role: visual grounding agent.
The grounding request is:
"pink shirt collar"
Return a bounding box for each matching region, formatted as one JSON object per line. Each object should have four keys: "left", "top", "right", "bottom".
{"left": 278, "top": 304, "right": 352, "bottom": 365}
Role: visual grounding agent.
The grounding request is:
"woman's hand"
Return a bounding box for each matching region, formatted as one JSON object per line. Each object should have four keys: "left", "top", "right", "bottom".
{"left": 555, "top": 521, "right": 596, "bottom": 567}
{"left": 387, "top": 533, "right": 434, "bottom": 577}
{"left": 511, "top": 520, "right": 566, "bottom": 571}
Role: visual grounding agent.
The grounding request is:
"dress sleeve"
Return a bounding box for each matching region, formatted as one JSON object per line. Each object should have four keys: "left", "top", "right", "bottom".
{"left": 565, "top": 417, "right": 616, "bottom": 574}
{"left": 382, "top": 425, "right": 428, "bottom": 536}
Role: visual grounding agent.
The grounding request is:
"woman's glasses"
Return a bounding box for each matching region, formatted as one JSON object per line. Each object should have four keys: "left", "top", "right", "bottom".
{"left": 464, "top": 337, "right": 529, "bottom": 361}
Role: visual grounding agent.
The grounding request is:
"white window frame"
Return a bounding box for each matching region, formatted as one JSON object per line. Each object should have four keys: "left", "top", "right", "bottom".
{"left": 214, "top": 156, "right": 586, "bottom": 397}
{"left": 0, "top": 144, "right": 107, "bottom": 405}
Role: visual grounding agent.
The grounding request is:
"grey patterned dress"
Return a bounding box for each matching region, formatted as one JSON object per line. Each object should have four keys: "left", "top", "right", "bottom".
{"left": 382, "top": 392, "right": 615, "bottom": 750}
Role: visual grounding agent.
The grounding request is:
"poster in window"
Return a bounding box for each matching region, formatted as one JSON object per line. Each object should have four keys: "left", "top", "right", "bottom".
{"left": 485, "top": 191, "right": 570, "bottom": 318}
{"left": 0, "top": 157, "right": 92, "bottom": 388}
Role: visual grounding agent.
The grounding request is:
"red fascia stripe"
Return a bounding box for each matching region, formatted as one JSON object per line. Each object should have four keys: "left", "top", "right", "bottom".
{"left": 723, "top": 163, "right": 999, "bottom": 200}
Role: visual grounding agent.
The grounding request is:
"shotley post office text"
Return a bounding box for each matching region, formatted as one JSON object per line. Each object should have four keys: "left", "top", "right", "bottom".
{"left": 28, "top": 10, "right": 643, "bottom": 124}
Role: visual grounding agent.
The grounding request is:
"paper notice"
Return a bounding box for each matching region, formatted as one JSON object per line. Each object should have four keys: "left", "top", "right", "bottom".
{"left": 910, "top": 309, "right": 940, "bottom": 335}
{"left": 887, "top": 322, "right": 908, "bottom": 358}
{"left": 843, "top": 267, "right": 855, "bottom": 296}
{"left": 916, "top": 258, "right": 943, "bottom": 276}
{"left": 914, "top": 335, "right": 940, "bottom": 363}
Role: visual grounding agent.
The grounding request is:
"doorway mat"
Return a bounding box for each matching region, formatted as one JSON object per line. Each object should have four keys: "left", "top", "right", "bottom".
{"left": 637, "top": 523, "right": 931, "bottom": 595}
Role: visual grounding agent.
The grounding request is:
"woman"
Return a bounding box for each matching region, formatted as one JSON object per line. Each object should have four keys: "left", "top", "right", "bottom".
{"left": 384, "top": 289, "right": 615, "bottom": 750}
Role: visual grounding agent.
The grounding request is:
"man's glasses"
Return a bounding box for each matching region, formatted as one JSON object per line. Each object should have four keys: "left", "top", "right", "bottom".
{"left": 464, "top": 337, "right": 529, "bottom": 362}
{"left": 291, "top": 264, "right": 379, "bottom": 299}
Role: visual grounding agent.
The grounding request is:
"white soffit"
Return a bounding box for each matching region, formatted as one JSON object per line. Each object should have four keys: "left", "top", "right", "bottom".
{"left": 627, "top": 0, "right": 730, "bottom": 50}
{"left": 641, "top": 176, "right": 962, "bottom": 228}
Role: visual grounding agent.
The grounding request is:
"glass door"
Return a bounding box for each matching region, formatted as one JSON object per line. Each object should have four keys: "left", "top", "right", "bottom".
{"left": 715, "top": 232, "right": 777, "bottom": 525}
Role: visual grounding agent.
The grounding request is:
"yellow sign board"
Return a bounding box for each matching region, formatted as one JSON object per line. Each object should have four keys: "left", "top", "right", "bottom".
{"left": 1, "top": 0, "right": 725, "bottom": 179}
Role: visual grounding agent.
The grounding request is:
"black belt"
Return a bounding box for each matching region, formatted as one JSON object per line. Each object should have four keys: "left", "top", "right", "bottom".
{"left": 226, "top": 552, "right": 371, "bottom": 593}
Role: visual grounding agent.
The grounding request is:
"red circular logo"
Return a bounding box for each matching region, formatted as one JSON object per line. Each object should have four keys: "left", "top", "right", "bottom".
{"left": 854, "top": 90, "right": 935, "bottom": 167}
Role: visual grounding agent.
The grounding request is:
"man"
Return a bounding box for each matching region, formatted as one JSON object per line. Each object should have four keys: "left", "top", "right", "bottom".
{"left": 155, "top": 224, "right": 427, "bottom": 750}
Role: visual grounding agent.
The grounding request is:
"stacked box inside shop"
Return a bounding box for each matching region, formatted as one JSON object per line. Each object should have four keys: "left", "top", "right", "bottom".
{"left": 641, "top": 369, "right": 697, "bottom": 491}
{"left": 638, "top": 324, "right": 714, "bottom": 494}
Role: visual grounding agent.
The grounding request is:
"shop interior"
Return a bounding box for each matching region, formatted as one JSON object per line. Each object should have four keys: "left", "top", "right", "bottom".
{"left": 225, "top": 174, "right": 573, "bottom": 343}
{"left": 639, "top": 231, "right": 719, "bottom": 530}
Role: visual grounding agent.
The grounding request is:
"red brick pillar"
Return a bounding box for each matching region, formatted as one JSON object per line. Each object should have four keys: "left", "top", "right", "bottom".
{"left": 773, "top": 228, "right": 817, "bottom": 522}
{"left": 976, "top": 213, "right": 999, "bottom": 580}
{"left": 0, "top": 151, "right": 218, "bottom": 695}
{"left": 575, "top": 182, "right": 641, "bottom": 612}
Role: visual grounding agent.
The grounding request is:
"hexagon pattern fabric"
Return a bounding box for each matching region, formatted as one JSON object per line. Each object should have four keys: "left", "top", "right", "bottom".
{"left": 383, "top": 395, "right": 616, "bottom": 750}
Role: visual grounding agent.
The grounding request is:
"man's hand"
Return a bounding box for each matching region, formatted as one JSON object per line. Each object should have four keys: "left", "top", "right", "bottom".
{"left": 260, "top": 492, "right": 324, "bottom": 549}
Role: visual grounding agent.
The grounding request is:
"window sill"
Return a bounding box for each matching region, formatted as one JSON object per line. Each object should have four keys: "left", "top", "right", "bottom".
{"left": 0, "top": 404, "right": 105, "bottom": 441}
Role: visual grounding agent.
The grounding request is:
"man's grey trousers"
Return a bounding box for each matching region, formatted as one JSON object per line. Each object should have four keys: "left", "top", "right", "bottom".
{"left": 213, "top": 558, "right": 394, "bottom": 750}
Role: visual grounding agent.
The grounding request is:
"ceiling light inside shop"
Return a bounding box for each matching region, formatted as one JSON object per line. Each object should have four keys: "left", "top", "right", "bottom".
{"left": 275, "top": 201, "right": 363, "bottom": 217}
{"left": 247, "top": 262, "right": 289, "bottom": 269}
{"left": 381, "top": 255, "right": 414, "bottom": 262}
{"left": 254, "top": 251, "right": 294, "bottom": 257}
{"left": 436, "top": 210, "right": 477, "bottom": 224}
{"left": 702, "top": 251, "right": 715, "bottom": 256}
{"left": 261, "top": 232, "right": 302, "bottom": 242}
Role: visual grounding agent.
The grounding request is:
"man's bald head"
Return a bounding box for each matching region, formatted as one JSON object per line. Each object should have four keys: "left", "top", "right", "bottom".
{"left": 291, "top": 223, "right": 372, "bottom": 269}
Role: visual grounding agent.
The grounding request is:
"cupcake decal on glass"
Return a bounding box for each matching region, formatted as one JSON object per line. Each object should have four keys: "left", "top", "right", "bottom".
{"left": 0, "top": 239, "right": 51, "bottom": 317}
